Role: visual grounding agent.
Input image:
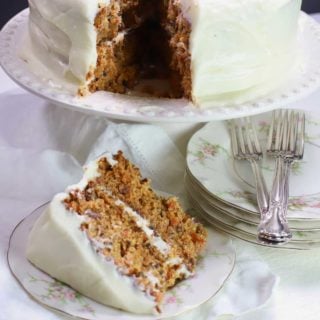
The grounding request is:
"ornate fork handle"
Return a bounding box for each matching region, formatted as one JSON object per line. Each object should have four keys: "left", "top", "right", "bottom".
{"left": 258, "top": 157, "right": 292, "bottom": 243}
{"left": 248, "top": 159, "right": 269, "bottom": 215}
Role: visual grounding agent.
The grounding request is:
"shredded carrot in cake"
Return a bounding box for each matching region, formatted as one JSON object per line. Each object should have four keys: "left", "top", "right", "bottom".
{"left": 80, "top": 0, "right": 192, "bottom": 99}
{"left": 64, "top": 151, "right": 207, "bottom": 306}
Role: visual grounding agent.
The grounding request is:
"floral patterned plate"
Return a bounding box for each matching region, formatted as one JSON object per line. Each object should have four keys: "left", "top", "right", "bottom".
{"left": 187, "top": 110, "right": 320, "bottom": 222}
{"left": 186, "top": 180, "right": 320, "bottom": 244}
{"left": 189, "top": 196, "right": 320, "bottom": 250}
{"left": 185, "top": 172, "right": 320, "bottom": 230}
{"left": 7, "top": 204, "right": 236, "bottom": 320}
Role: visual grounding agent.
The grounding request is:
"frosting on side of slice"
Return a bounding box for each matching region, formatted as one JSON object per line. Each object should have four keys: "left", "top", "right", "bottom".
{"left": 26, "top": 153, "right": 192, "bottom": 314}
{"left": 27, "top": 154, "right": 158, "bottom": 314}
{"left": 27, "top": 193, "right": 156, "bottom": 314}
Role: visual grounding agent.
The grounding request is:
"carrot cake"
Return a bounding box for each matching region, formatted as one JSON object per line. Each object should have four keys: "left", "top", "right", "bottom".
{"left": 26, "top": 0, "right": 302, "bottom": 107}
{"left": 26, "top": 152, "right": 207, "bottom": 314}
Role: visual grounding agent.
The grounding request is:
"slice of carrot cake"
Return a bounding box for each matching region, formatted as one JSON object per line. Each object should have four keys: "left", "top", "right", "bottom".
{"left": 26, "top": 151, "right": 207, "bottom": 314}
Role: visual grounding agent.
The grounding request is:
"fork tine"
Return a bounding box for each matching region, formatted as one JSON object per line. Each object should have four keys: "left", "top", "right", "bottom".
{"left": 230, "top": 120, "right": 239, "bottom": 158}
{"left": 244, "top": 118, "right": 254, "bottom": 155}
{"left": 296, "top": 111, "right": 305, "bottom": 159}
{"left": 281, "top": 110, "right": 289, "bottom": 152}
{"left": 288, "top": 110, "right": 296, "bottom": 154}
{"left": 248, "top": 117, "right": 262, "bottom": 155}
{"left": 237, "top": 119, "right": 246, "bottom": 155}
{"left": 301, "top": 112, "right": 305, "bottom": 155}
{"left": 282, "top": 110, "right": 288, "bottom": 151}
{"left": 275, "top": 110, "right": 283, "bottom": 152}
{"left": 267, "top": 111, "right": 276, "bottom": 152}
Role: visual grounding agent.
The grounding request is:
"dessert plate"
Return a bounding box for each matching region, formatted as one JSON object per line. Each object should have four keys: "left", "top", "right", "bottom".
{"left": 185, "top": 173, "right": 320, "bottom": 231}
{"left": 185, "top": 173, "right": 320, "bottom": 230}
{"left": 7, "top": 204, "right": 236, "bottom": 320}
{"left": 190, "top": 197, "right": 320, "bottom": 251}
{"left": 1, "top": 10, "right": 320, "bottom": 122}
{"left": 186, "top": 181, "right": 320, "bottom": 243}
{"left": 187, "top": 110, "right": 320, "bottom": 221}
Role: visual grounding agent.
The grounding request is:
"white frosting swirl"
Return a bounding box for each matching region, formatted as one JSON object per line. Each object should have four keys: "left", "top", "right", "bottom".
{"left": 180, "top": 0, "right": 302, "bottom": 106}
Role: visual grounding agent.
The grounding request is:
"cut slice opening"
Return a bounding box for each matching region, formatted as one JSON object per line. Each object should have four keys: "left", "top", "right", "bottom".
{"left": 85, "top": 0, "right": 192, "bottom": 99}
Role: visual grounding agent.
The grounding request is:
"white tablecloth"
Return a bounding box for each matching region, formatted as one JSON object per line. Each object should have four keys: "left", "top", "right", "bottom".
{"left": 1, "top": 13, "right": 320, "bottom": 320}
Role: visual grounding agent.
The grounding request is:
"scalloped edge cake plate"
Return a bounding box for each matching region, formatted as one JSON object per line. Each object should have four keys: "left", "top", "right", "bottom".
{"left": 1, "top": 10, "right": 320, "bottom": 122}
{"left": 186, "top": 110, "right": 320, "bottom": 222}
{"left": 7, "top": 203, "right": 236, "bottom": 320}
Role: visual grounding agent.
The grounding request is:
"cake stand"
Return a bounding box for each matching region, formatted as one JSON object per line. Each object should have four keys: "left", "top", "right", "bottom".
{"left": 1, "top": 10, "right": 320, "bottom": 123}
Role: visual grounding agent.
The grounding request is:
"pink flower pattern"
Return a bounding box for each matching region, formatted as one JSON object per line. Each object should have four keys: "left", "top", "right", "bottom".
{"left": 258, "top": 121, "right": 270, "bottom": 135}
{"left": 191, "top": 138, "right": 229, "bottom": 165}
{"left": 224, "top": 191, "right": 320, "bottom": 213}
{"left": 288, "top": 197, "right": 320, "bottom": 211}
{"left": 29, "top": 276, "right": 95, "bottom": 315}
{"left": 165, "top": 296, "right": 177, "bottom": 304}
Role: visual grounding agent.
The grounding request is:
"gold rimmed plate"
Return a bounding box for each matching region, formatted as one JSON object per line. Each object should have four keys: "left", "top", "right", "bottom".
{"left": 7, "top": 203, "right": 236, "bottom": 320}
{"left": 186, "top": 110, "right": 320, "bottom": 226}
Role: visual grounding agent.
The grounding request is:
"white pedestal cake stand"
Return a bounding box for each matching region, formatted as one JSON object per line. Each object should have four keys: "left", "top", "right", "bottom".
{"left": 1, "top": 10, "right": 320, "bottom": 124}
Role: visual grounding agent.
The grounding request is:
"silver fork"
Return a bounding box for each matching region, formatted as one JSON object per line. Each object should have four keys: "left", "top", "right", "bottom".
{"left": 258, "top": 109, "right": 305, "bottom": 243}
{"left": 230, "top": 118, "right": 269, "bottom": 216}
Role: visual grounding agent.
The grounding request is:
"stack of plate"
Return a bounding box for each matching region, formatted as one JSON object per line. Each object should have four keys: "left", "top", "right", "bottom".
{"left": 186, "top": 110, "right": 320, "bottom": 250}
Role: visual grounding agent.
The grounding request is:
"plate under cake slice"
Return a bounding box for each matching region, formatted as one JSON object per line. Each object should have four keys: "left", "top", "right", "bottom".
{"left": 26, "top": 151, "right": 207, "bottom": 315}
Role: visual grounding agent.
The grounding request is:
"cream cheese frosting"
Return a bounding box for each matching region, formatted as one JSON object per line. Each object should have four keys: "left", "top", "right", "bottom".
{"left": 181, "top": 0, "right": 302, "bottom": 106}
{"left": 26, "top": 155, "right": 157, "bottom": 314}
{"left": 25, "top": 0, "right": 302, "bottom": 108}
{"left": 27, "top": 0, "right": 108, "bottom": 84}
{"left": 27, "top": 193, "right": 156, "bottom": 314}
{"left": 26, "top": 154, "right": 191, "bottom": 314}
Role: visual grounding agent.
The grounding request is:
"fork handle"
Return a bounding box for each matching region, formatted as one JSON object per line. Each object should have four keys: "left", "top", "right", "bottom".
{"left": 258, "top": 157, "right": 292, "bottom": 243}
{"left": 249, "top": 159, "right": 269, "bottom": 215}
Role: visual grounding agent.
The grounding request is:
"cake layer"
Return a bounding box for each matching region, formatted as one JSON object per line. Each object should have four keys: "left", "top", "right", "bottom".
{"left": 94, "top": 154, "right": 207, "bottom": 271}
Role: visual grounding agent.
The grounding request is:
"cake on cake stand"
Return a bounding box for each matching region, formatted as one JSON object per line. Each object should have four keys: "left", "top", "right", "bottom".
{"left": 1, "top": 10, "right": 320, "bottom": 126}
{"left": 2, "top": 8, "right": 319, "bottom": 320}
